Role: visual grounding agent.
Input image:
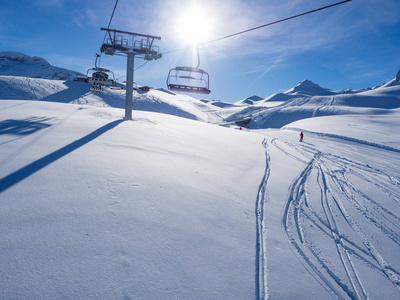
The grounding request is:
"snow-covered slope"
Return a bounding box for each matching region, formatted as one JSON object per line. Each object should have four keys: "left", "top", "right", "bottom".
{"left": 285, "top": 79, "right": 336, "bottom": 96}
{"left": 1, "top": 59, "right": 400, "bottom": 299}
{"left": 255, "top": 119, "right": 400, "bottom": 299}
{"left": 0, "top": 100, "right": 265, "bottom": 299}
{"left": 0, "top": 51, "right": 83, "bottom": 80}
{"left": 2, "top": 72, "right": 400, "bottom": 131}
{"left": 245, "top": 79, "right": 400, "bottom": 128}
{"left": 0, "top": 75, "right": 226, "bottom": 122}
{"left": 1, "top": 98, "right": 400, "bottom": 299}
{"left": 2, "top": 52, "right": 399, "bottom": 130}
{"left": 236, "top": 95, "right": 265, "bottom": 105}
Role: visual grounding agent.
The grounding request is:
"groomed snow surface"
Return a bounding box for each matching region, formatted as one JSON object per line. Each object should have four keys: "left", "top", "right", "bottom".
{"left": 1, "top": 69, "right": 400, "bottom": 299}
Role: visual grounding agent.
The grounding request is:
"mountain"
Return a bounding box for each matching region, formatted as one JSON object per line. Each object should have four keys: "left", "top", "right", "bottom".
{"left": 0, "top": 74, "right": 227, "bottom": 122}
{"left": 233, "top": 79, "right": 400, "bottom": 129}
{"left": 0, "top": 51, "right": 83, "bottom": 80}
{"left": 285, "top": 79, "right": 335, "bottom": 96}
{"left": 1, "top": 51, "right": 399, "bottom": 130}
{"left": 235, "top": 95, "right": 264, "bottom": 105}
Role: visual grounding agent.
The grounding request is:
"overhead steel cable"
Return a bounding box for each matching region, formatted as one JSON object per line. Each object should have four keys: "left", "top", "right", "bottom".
{"left": 97, "top": 0, "right": 119, "bottom": 68}
{"left": 102, "top": 0, "right": 119, "bottom": 46}
{"left": 161, "top": 0, "right": 352, "bottom": 55}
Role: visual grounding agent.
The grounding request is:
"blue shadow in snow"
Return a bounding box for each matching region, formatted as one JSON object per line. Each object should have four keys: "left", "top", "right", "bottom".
{"left": 0, "top": 119, "right": 123, "bottom": 194}
{"left": 0, "top": 117, "right": 53, "bottom": 136}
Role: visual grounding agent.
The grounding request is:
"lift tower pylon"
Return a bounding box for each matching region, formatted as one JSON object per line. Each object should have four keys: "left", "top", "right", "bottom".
{"left": 100, "top": 28, "right": 162, "bottom": 120}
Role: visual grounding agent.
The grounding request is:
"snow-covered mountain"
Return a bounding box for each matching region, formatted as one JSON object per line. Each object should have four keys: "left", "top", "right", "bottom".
{"left": 1, "top": 71, "right": 399, "bottom": 130}
{"left": 236, "top": 95, "right": 265, "bottom": 105}
{"left": 2, "top": 52, "right": 399, "bottom": 129}
{"left": 0, "top": 75, "right": 225, "bottom": 122}
{"left": 0, "top": 51, "right": 83, "bottom": 80}
{"left": 1, "top": 52, "right": 400, "bottom": 299}
{"left": 285, "top": 79, "right": 336, "bottom": 96}
{"left": 239, "top": 79, "right": 400, "bottom": 128}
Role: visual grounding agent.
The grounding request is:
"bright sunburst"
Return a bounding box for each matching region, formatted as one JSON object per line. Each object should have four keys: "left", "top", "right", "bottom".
{"left": 174, "top": 3, "right": 215, "bottom": 46}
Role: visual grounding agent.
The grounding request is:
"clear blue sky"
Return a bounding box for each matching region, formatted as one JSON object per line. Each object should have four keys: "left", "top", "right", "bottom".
{"left": 1, "top": 0, "right": 399, "bottom": 102}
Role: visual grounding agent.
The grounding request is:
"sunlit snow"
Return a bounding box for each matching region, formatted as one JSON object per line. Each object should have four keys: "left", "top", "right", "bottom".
{"left": 1, "top": 52, "right": 400, "bottom": 299}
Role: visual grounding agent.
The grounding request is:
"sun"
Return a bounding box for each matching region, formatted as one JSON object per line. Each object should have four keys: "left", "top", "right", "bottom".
{"left": 175, "top": 3, "right": 215, "bottom": 46}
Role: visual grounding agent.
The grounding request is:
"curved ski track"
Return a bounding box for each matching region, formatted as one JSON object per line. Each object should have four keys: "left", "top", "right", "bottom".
{"left": 271, "top": 136, "right": 400, "bottom": 299}
{"left": 255, "top": 138, "right": 270, "bottom": 300}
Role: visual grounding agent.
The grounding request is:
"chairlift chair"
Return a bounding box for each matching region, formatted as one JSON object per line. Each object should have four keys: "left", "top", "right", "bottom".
{"left": 166, "top": 47, "right": 211, "bottom": 94}
{"left": 87, "top": 67, "right": 115, "bottom": 92}
{"left": 166, "top": 66, "right": 211, "bottom": 94}
{"left": 86, "top": 54, "right": 115, "bottom": 92}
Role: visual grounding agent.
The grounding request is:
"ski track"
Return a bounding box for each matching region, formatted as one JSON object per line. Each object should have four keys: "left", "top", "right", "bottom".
{"left": 273, "top": 135, "right": 400, "bottom": 299}
{"left": 255, "top": 138, "right": 270, "bottom": 300}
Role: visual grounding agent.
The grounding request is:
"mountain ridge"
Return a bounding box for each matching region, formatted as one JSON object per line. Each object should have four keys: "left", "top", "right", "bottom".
{"left": 1, "top": 51, "right": 399, "bottom": 130}
{"left": 0, "top": 51, "right": 83, "bottom": 81}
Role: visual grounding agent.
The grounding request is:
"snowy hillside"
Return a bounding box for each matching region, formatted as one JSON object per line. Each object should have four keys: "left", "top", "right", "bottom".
{"left": 0, "top": 75, "right": 226, "bottom": 122}
{"left": 2, "top": 72, "right": 399, "bottom": 131}
{"left": 0, "top": 100, "right": 265, "bottom": 299}
{"left": 245, "top": 79, "right": 400, "bottom": 129}
{"left": 236, "top": 95, "right": 265, "bottom": 105}
{"left": 2, "top": 51, "right": 399, "bottom": 130}
{"left": 1, "top": 55, "right": 400, "bottom": 299}
{"left": 0, "top": 51, "right": 83, "bottom": 80}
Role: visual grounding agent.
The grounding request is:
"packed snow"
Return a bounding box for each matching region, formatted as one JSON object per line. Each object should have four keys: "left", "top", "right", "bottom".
{"left": 1, "top": 53, "right": 400, "bottom": 299}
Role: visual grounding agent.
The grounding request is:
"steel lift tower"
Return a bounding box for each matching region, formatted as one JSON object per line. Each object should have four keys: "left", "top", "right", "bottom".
{"left": 100, "top": 28, "right": 162, "bottom": 120}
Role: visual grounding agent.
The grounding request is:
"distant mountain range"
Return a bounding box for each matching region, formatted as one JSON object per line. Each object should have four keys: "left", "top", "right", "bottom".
{"left": 1, "top": 51, "right": 399, "bottom": 129}
{"left": 236, "top": 79, "right": 387, "bottom": 105}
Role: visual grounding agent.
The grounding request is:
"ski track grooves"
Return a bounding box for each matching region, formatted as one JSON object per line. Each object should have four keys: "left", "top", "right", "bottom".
{"left": 275, "top": 137, "right": 400, "bottom": 299}
{"left": 255, "top": 138, "right": 270, "bottom": 300}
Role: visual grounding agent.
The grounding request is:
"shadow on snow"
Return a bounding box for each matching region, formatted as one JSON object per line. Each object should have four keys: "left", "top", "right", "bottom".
{"left": 0, "top": 119, "right": 123, "bottom": 194}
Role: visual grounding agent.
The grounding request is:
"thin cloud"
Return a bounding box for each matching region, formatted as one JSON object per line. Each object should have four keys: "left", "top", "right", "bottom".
{"left": 254, "top": 52, "right": 289, "bottom": 81}
{"left": 71, "top": 8, "right": 99, "bottom": 29}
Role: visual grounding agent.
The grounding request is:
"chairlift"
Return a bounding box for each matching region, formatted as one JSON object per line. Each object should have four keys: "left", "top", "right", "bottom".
{"left": 86, "top": 53, "right": 115, "bottom": 92}
{"left": 166, "top": 47, "right": 211, "bottom": 94}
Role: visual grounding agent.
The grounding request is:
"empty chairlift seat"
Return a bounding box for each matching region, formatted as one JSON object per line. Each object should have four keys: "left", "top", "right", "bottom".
{"left": 166, "top": 66, "right": 211, "bottom": 94}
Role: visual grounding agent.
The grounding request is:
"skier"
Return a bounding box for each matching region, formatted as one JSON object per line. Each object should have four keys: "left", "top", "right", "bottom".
{"left": 300, "top": 131, "right": 304, "bottom": 142}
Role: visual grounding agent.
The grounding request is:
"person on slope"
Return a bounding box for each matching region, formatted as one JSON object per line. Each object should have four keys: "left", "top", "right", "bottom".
{"left": 300, "top": 131, "right": 304, "bottom": 142}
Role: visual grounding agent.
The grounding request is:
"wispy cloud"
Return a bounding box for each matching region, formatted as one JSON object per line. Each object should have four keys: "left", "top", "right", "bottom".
{"left": 254, "top": 52, "right": 290, "bottom": 81}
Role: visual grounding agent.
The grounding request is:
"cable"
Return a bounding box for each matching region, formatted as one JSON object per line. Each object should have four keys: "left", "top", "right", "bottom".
{"left": 205, "top": 0, "right": 352, "bottom": 45}
{"left": 112, "top": 0, "right": 353, "bottom": 79}
{"left": 114, "top": 60, "right": 150, "bottom": 82}
{"left": 135, "top": 61, "right": 150, "bottom": 71}
{"left": 95, "top": 0, "right": 119, "bottom": 68}
{"left": 162, "top": 0, "right": 352, "bottom": 55}
{"left": 102, "top": 0, "right": 119, "bottom": 45}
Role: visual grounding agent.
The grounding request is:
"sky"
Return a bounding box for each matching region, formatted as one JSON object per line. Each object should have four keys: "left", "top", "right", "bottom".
{"left": 1, "top": 0, "right": 400, "bottom": 102}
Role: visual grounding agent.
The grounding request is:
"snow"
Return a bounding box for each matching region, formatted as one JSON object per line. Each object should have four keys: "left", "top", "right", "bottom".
{"left": 236, "top": 95, "right": 265, "bottom": 105}
{"left": 1, "top": 53, "right": 400, "bottom": 299}
{"left": 0, "top": 100, "right": 265, "bottom": 299}
{"left": 0, "top": 51, "right": 83, "bottom": 80}
{"left": 285, "top": 79, "right": 335, "bottom": 96}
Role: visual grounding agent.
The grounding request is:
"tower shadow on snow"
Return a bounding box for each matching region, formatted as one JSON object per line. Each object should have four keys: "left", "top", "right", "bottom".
{"left": 0, "top": 119, "right": 123, "bottom": 194}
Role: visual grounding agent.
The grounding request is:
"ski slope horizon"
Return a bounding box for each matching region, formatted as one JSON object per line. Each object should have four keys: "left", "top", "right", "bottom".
{"left": 2, "top": 50, "right": 400, "bottom": 105}
{"left": 1, "top": 51, "right": 400, "bottom": 299}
